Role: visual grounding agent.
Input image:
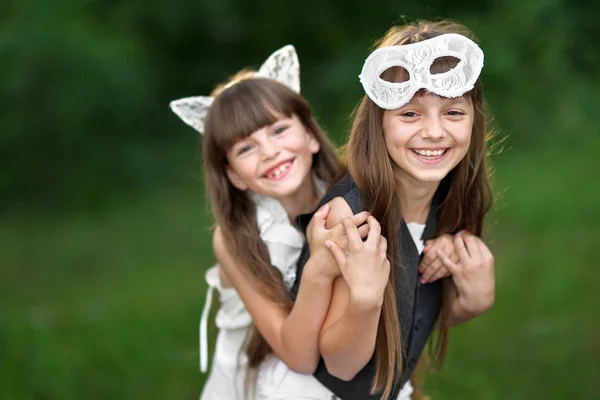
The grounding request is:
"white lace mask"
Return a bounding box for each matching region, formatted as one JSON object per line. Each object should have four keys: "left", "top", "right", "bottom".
{"left": 169, "top": 45, "right": 301, "bottom": 134}
{"left": 359, "top": 33, "right": 484, "bottom": 110}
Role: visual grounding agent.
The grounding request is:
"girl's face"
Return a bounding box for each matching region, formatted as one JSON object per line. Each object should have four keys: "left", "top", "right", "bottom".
{"left": 225, "top": 112, "right": 320, "bottom": 200}
{"left": 382, "top": 93, "right": 474, "bottom": 186}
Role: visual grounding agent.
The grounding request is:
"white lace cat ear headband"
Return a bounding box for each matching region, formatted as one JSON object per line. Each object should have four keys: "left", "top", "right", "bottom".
{"left": 359, "top": 33, "right": 484, "bottom": 110}
{"left": 169, "top": 45, "right": 301, "bottom": 134}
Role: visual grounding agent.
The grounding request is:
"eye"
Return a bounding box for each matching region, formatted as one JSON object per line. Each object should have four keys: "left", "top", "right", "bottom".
{"left": 400, "top": 111, "right": 419, "bottom": 118}
{"left": 273, "top": 125, "right": 288, "bottom": 135}
{"left": 446, "top": 110, "right": 466, "bottom": 117}
{"left": 236, "top": 143, "right": 254, "bottom": 156}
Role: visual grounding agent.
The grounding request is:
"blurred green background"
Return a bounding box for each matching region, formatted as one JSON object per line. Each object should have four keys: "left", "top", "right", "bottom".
{"left": 1, "top": 0, "right": 598, "bottom": 398}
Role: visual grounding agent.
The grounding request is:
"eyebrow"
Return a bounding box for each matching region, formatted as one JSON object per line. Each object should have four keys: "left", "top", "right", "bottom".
{"left": 404, "top": 95, "right": 470, "bottom": 107}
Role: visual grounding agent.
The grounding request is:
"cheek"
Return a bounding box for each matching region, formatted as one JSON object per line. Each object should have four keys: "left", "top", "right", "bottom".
{"left": 287, "top": 135, "right": 315, "bottom": 156}
{"left": 383, "top": 125, "right": 411, "bottom": 151}
{"left": 454, "top": 122, "right": 474, "bottom": 147}
{"left": 231, "top": 158, "right": 255, "bottom": 179}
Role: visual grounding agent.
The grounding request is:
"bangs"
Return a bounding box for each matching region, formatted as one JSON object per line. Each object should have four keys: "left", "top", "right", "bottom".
{"left": 204, "top": 78, "right": 301, "bottom": 152}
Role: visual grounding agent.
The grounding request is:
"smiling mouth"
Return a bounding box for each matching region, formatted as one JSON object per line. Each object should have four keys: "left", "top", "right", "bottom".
{"left": 411, "top": 148, "right": 448, "bottom": 160}
{"left": 264, "top": 159, "right": 294, "bottom": 180}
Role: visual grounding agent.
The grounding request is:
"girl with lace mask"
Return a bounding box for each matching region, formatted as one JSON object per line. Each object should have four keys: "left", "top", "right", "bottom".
{"left": 170, "top": 45, "right": 383, "bottom": 400}
{"left": 258, "top": 20, "right": 497, "bottom": 400}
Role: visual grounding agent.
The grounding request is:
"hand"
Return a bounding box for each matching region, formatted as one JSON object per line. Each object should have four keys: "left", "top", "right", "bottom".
{"left": 307, "top": 204, "right": 370, "bottom": 279}
{"left": 419, "top": 234, "right": 459, "bottom": 284}
{"left": 436, "top": 231, "right": 495, "bottom": 316}
{"left": 325, "top": 216, "right": 390, "bottom": 310}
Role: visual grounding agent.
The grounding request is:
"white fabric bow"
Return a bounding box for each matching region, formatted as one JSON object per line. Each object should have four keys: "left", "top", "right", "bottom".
{"left": 170, "top": 45, "right": 301, "bottom": 134}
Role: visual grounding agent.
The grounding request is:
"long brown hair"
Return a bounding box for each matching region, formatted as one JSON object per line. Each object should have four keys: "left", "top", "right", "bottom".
{"left": 344, "top": 20, "right": 493, "bottom": 399}
{"left": 203, "top": 71, "right": 340, "bottom": 371}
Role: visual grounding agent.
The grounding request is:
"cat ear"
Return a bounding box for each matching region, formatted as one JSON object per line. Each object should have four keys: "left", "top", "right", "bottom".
{"left": 169, "top": 96, "right": 214, "bottom": 134}
{"left": 257, "top": 45, "right": 300, "bottom": 94}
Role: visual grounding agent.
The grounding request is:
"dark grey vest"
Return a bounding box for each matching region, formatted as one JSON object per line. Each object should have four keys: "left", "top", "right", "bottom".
{"left": 292, "top": 174, "right": 444, "bottom": 400}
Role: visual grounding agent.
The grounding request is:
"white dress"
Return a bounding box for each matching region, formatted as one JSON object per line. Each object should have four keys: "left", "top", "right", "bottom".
{"left": 254, "top": 222, "right": 426, "bottom": 400}
{"left": 199, "top": 180, "right": 325, "bottom": 400}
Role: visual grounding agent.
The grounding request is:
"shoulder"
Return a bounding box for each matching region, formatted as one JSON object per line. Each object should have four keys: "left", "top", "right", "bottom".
{"left": 322, "top": 173, "right": 357, "bottom": 203}
{"left": 297, "top": 172, "right": 360, "bottom": 232}
{"left": 212, "top": 226, "right": 231, "bottom": 262}
{"left": 324, "top": 197, "right": 354, "bottom": 229}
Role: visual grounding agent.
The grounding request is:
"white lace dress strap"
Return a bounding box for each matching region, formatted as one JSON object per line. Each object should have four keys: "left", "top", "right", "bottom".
{"left": 199, "top": 266, "right": 219, "bottom": 372}
{"left": 199, "top": 266, "right": 253, "bottom": 372}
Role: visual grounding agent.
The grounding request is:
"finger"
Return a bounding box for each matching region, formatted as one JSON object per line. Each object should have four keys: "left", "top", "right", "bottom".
{"left": 421, "top": 259, "right": 443, "bottom": 283}
{"left": 365, "top": 216, "right": 382, "bottom": 248}
{"left": 463, "top": 232, "right": 482, "bottom": 261}
{"left": 378, "top": 235, "right": 388, "bottom": 255}
{"left": 325, "top": 240, "right": 346, "bottom": 270}
{"left": 436, "top": 248, "right": 461, "bottom": 275}
{"left": 423, "top": 240, "right": 432, "bottom": 253}
{"left": 450, "top": 251, "right": 460, "bottom": 265}
{"left": 311, "top": 203, "right": 330, "bottom": 229}
{"left": 349, "top": 211, "right": 370, "bottom": 228}
{"left": 477, "top": 239, "right": 495, "bottom": 266}
{"left": 454, "top": 233, "right": 471, "bottom": 262}
{"left": 420, "top": 245, "right": 438, "bottom": 270}
{"left": 357, "top": 224, "right": 370, "bottom": 240}
{"left": 342, "top": 217, "right": 363, "bottom": 249}
{"left": 442, "top": 241, "right": 460, "bottom": 264}
{"left": 429, "top": 266, "right": 451, "bottom": 283}
{"left": 477, "top": 239, "right": 493, "bottom": 260}
{"left": 383, "top": 259, "right": 391, "bottom": 278}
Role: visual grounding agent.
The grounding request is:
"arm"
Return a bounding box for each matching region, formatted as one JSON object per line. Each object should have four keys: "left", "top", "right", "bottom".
{"left": 319, "top": 276, "right": 383, "bottom": 380}
{"left": 448, "top": 292, "right": 493, "bottom": 326}
{"left": 213, "top": 204, "right": 371, "bottom": 374}
{"left": 318, "top": 197, "right": 389, "bottom": 380}
{"left": 214, "top": 226, "right": 333, "bottom": 374}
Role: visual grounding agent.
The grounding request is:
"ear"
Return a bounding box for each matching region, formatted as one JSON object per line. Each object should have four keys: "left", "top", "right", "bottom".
{"left": 226, "top": 166, "right": 248, "bottom": 191}
{"left": 306, "top": 130, "right": 320, "bottom": 155}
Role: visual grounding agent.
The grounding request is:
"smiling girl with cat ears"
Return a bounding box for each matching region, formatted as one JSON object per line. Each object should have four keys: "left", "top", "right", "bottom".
{"left": 170, "top": 45, "right": 378, "bottom": 400}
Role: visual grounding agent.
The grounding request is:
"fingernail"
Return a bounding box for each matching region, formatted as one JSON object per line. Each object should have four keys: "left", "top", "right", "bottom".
{"left": 324, "top": 241, "right": 330, "bottom": 248}
{"left": 420, "top": 278, "right": 426, "bottom": 284}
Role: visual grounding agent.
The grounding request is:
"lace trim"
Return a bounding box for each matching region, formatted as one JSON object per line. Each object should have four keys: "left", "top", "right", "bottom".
{"left": 359, "top": 33, "right": 484, "bottom": 110}
{"left": 170, "top": 45, "right": 300, "bottom": 134}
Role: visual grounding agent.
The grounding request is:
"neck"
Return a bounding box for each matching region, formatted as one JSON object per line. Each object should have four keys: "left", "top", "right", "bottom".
{"left": 277, "top": 174, "right": 318, "bottom": 221}
{"left": 396, "top": 172, "right": 440, "bottom": 224}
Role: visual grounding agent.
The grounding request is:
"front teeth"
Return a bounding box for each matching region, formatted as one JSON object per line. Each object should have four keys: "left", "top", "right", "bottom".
{"left": 268, "top": 161, "right": 291, "bottom": 178}
{"left": 413, "top": 149, "right": 446, "bottom": 157}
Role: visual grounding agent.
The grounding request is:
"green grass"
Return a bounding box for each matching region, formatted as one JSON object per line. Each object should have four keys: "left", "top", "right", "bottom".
{"left": 1, "top": 142, "right": 598, "bottom": 399}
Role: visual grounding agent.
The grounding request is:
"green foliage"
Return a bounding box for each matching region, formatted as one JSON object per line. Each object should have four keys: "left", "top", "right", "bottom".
{"left": 1, "top": 0, "right": 598, "bottom": 210}
{"left": 1, "top": 0, "right": 599, "bottom": 398}
{"left": 1, "top": 144, "right": 598, "bottom": 399}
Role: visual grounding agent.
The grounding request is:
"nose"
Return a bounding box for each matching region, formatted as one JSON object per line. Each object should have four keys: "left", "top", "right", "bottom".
{"left": 421, "top": 115, "right": 446, "bottom": 140}
{"left": 259, "top": 138, "right": 280, "bottom": 160}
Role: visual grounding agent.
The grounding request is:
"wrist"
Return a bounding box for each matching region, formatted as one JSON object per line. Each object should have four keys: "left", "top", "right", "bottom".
{"left": 348, "top": 289, "right": 384, "bottom": 313}
{"left": 454, "top": 293, "right": 494, "bottom": 317}
{"left": 303, "top": 258, "right": 337, "bottom": 283}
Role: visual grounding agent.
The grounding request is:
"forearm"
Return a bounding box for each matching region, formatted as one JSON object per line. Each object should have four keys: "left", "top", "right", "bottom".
{"left": 448, "top": 294, "right": 494, "bottom": 327}
{"left": 320, "top": 298, "right": 382, "bottom": 380}
{"left": 278, "top": 258, "right": 334, "bottom": 374}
